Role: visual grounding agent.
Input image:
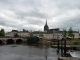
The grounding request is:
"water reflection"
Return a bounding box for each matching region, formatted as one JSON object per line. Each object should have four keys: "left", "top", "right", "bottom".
{"left": 0, "top": 45, "right": 58, "bottom": 60}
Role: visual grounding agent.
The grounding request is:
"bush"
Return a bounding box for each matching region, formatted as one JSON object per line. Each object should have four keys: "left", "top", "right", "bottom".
{"left": 66, "top": 37, "right": 72, "bottom": 40}
{"left": 73, "top": 42, "right": 78, "bottom": 45}
{"left": 26, "top": 36, "right": 40, "bottom": 44}
{"left": 78, "top": 38, "right": 80, "bottom": 40}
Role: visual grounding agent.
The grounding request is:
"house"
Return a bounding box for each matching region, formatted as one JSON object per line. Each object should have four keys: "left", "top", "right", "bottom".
{"left": 5, "top": 29, "right": 29, "bottom": 37}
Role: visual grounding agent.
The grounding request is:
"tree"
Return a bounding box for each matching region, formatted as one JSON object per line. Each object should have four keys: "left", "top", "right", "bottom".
{"left": 0, "top": 29, "right": 5, "bottom": 36}
{"left": 14, "top": 33, "right": 19, "bottom": 37}
{"left": 68, "top": 27, "right": 75, "bottom": 38}
{"left": 27, "top": 36, "right": 40, "bottom": 44}
{"left": 62, "top": 29, "right": 67, "bottom": 38}
{"left": 29, "top": 30, "right": 33, "bottom": 37}
{"left": 39, "top": 31, "right": 43, "bottom": 38}
{"left": 0, "top": 31, "right": 3, "bottom": 36}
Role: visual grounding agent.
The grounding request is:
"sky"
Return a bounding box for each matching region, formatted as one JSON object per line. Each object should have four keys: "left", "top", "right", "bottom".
{"left": 0, "top": 0, "right": 80, "bottom": 32}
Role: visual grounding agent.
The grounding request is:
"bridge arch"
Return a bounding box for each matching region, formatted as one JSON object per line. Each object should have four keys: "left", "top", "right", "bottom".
{"left": 6, "top": 39, "right": 14, "bottom": 44}
{"left": 0, "top": 40, "right": 3, "bottom": 45}
{"left": 16, "top": 39, "right": 23, "bottom": 44}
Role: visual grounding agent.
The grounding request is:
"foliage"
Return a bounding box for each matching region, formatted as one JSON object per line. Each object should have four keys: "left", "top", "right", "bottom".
{"left": 14, "top": 33, "right": 19, "bottom": 37}
{"left": 68, "top": 27, "right": 75, "bottom": 38}
{"left": 70, "top": 45, "right": 80, "bottom": 47}
{"left": 78, "top": 38, "right": 80, "bottom": 40}
{"left": 29, "top": 30, "right": 33, "bottom": 37}
{"left": 0, "top": 29, "right": 5, "bottom": 36}
{"left": 62, "top": 29, "right": 67, "bottom": 38}
{"left": 39, "top": 31, "right": 43, "bottom": 38}
{"left": 72, "top": 38, "right": 79, "bottom": 40}
{"left": 73, "top": 42, "right": 78, "bottom": 45}
{"left": 66, "top": 37, "right": 72, "bottom": 40}
{"left": 26, "top": 36, "right": 40, "bottom": 44}
{"left": 0, "top": 31, "right": 3, "bottom": 36}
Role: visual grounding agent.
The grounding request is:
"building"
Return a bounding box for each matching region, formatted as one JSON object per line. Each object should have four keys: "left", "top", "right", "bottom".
{"left": 32, "top": 31, "right": 54, "bottom": 39}
{"left": 5, "top": 20, "right": 80, "bottom": 39}
{"left": 5, "top": 29, "right": 29, "bottom": 37}
{"left": 43, "top": 20, "right": 80, "bottom": 39}
{"left": 44, "top": 20, "right": 49, "bottom": 32}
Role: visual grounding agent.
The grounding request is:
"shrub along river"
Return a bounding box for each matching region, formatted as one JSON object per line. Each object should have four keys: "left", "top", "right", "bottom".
{"left": 0, "top": 44, "right": 58, "bottom": 60}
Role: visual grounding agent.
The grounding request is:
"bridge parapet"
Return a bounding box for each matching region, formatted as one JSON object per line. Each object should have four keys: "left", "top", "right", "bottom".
{"left": 0, "top": 37, "right": 26, "bottom": 44}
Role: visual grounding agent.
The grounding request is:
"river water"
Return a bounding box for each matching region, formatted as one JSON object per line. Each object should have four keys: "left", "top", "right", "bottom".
{"left": 0, "top": 45, "right": 58, "bottom": 60}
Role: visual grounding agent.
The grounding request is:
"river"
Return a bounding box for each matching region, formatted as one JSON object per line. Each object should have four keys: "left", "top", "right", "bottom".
{"left": 0, "top": 45, "right": 58, "bottom": 60}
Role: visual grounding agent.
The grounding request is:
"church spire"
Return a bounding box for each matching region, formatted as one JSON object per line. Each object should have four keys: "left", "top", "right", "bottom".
{"left": 46, "top": 19, "right": 47, "bottom": 25}
{"left": 44, "top": 19, "right": 49, "bottom": 32}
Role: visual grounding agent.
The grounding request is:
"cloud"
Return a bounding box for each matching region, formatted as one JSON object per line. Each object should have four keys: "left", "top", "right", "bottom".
{"left": 0, "top": 0, "right": 80, "bottom": 32}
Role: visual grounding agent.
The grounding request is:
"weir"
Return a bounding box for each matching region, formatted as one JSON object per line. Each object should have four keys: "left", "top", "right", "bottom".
{"left": 57, "top": 38, "right": 66, "bottom": 56}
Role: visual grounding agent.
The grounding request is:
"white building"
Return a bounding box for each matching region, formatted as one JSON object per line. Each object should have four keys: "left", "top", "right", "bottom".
{"left": 5, "top": 29, "right": 80, "bottom": 39}
{"left": 52, "top": 30, "right": 79, "bottom": 39}
{"left": 33, "top": 31, "right": 54, "bottom": 39}
{"left": 43, "top": 20, "right": 80, "bottom": 39}
{"left": 43, "top": 33, "right": 54, "bottom": 39}
{"left": 5, "top": 30, "right": 29, "bottom": 37}
{"left": 53, "top": 32, "right": 63, "bottom": 39}
{"left": 5, "top": 20, "right": 80, "bottom": 39}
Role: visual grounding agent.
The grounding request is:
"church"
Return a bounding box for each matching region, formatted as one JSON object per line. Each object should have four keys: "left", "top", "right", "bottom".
{"left": 5, "top": 20, "right": 80, "bottom": 39}
{"left": 33, "top": 19, "right": 80, "bottom": 39}
{"left": 33, "top": 20, "right": 63, "bottom": 39}
{"left": 43, "top": 20, "right": 62, "bottom": 39}
{"left": 43, "top": 20, "right": 79, "bottom": 39}
{"left": 44, "top": 20, "right": 60, "bottom": 33}
{"left": 44, "top": 20, "right": 49, "bottom": 32}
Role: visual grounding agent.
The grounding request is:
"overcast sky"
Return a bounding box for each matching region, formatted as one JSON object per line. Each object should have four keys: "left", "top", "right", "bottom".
{"left": 0, "top": 0, "right": 80, "bottom": 32}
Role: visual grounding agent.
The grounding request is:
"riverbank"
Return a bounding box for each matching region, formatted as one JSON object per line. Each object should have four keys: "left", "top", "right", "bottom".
{"left": 58, "top": 57, "right": 80, "bottom": 60}
{"left": 51, "top": 45, "right": 80, "bottom": 50}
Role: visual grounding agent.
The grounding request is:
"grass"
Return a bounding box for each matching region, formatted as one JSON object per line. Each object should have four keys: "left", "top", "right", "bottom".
{"left": 73, "top": 38, "right": 80, "bottom": 40}
{"left": 66, "top": 38, "right": 80, "bottom": 41}
{"left": 70, "top": 45, "right": 80, "bottom": 47}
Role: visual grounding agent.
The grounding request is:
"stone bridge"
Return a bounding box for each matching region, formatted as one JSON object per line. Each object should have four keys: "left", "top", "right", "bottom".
{"left": 0, "top": 37, "right": 26, "bottom": 44}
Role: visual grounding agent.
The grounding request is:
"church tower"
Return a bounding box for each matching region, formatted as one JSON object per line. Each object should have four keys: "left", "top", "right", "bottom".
{"left": 44, "top": 19, "right": 49, "bottom": 32}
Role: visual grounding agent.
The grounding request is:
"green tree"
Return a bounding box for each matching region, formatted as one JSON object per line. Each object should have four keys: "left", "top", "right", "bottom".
{"left": 0, "top": 29, "right": 5, "bottom": 36}
{"left": 27, "top": 36, "right": 40, "bottom": 44}
{"left": 62, "top": 29, "right": 67, "bottom": 38}
{"left": 68, "top": 27, "right": 75, "bottom": 38}
{"left": 14, "top": 33, "right": 19, "bottom": 37}
{"left": 0, "top": 31, "right": 3, "bottom": 36}
{"left": 29, "top": 30, "right": 33, "bottom": 37}
{"left": 39, "top": 31, "right": 43, "bottom": 38}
